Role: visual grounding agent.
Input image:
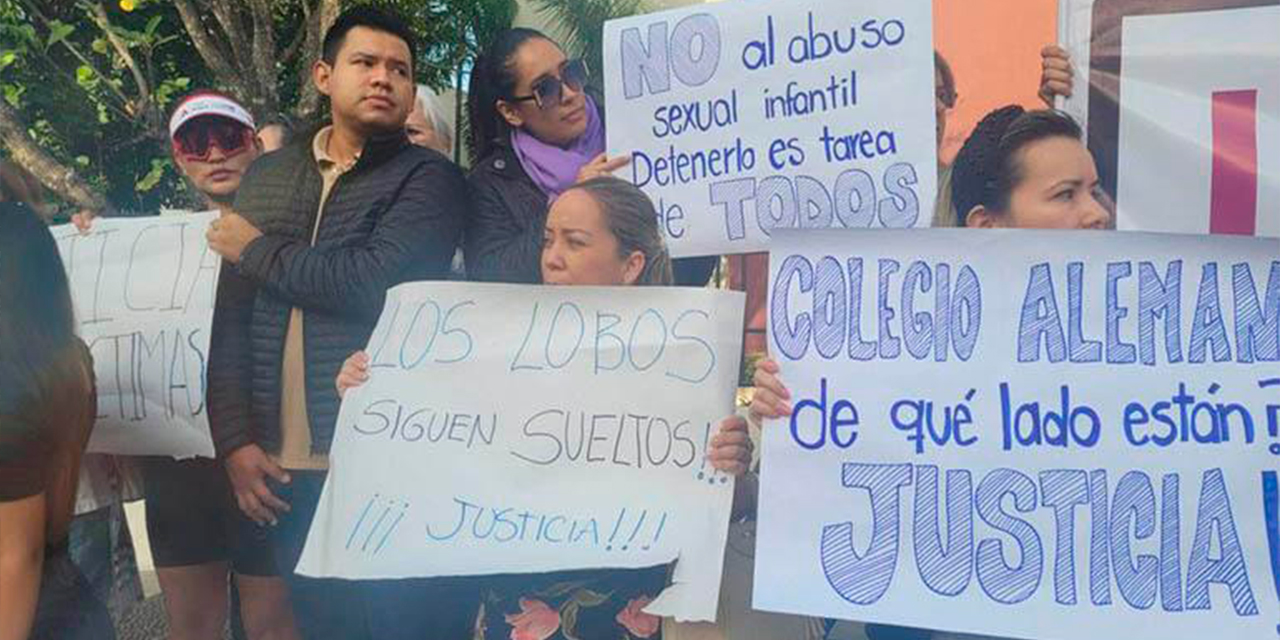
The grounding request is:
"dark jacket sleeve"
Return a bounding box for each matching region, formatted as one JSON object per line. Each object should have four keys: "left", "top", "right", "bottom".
{"left": 673, "top": 256, "right": 718, "bottom": 287}
{"left": 206, "top": 261, "right": 257, "bottom": 457}
{"left": 464, "top": 174, "right": 543, "bottom": 284}
{"left": 236, "top": 160, "right": 467, "bottom": 312}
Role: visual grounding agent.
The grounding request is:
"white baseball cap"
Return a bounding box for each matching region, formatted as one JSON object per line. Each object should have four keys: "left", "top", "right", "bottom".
{"left": 168, "top": 92, "right": 256, "bottom": 138}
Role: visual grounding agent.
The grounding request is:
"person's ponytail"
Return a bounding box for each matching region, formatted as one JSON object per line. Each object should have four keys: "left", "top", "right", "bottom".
{"left": 639, "top": 245, "right": 674, "bottom": 286}
{"left": 568, "top": 177, "right": 674, "bottom": 286}
{"left": 466, "top": 28, "right": 552, "bottom": 161}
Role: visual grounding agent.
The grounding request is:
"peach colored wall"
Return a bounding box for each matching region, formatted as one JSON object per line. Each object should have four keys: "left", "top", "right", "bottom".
{"left": 934, "top": 0, "right": 1058, "bottom": 163}
{"left": 737, "top": 1, "right": 1061, "bottom": 356}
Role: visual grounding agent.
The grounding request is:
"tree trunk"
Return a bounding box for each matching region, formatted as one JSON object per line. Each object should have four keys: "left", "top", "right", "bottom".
{"left": 295, "top": 0, "right": 341, "bottom": 121}
{"left": 247, "top": 0, "right": 279, "bottom": 114}
{"left": 173, "top": 0, "right": 244, "bottom": 94}
{"left": 0, "top": 101, "right": 107, "bottom": 212}
{"left": 173, "top": 0, "right": 279, "bottom": 118}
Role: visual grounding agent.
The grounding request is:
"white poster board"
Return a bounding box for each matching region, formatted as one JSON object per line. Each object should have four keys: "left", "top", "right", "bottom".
{"left": 1059, "top": 0, "right": 1280, "bottom": 237}
{"left": 53, "top": 212, "right": 219, "bottom": 458}
{"left": 755, "top": 228, "right": 1280, "bottom": 640}
{"left": 603, "top": 0, "right": 937, "bottom": 258}
{"left": 297, "top": 282, "right": 745, "bottom": 622}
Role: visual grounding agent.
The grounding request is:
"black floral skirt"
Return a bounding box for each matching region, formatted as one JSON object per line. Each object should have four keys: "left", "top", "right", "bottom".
{"left": 479, "top": 566, "right": 668, "bottom": 640}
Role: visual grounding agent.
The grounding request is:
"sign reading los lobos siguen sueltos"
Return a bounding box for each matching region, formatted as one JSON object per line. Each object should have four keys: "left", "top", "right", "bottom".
{"left": 298, "top": 282, "right": 746, "bottom": 623}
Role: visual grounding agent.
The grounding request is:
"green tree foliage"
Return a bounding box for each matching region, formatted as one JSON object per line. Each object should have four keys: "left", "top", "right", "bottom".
{"left": 0, "top": 0, "right": 515, "bottom": 216}
{"left": 530, "top": 0, "right": 648, "bottom": 91}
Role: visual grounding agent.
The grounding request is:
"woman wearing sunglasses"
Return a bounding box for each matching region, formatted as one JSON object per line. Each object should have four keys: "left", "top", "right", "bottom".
{"left": 168, "top": 92, "right": 265, "bottom": 213}
{"left": 78, "top": 92, "right": 302, "bottom": 640}
{"left": 465, "top": 28, "right": 717, "bottom": 287}
{"left": 70, "top": 91, "right": 265, "bottom": 233}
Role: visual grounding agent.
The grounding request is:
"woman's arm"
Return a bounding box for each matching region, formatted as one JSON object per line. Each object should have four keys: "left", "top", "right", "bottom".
{"left": 1039, "top": 45, "right": 1074, "bottom": 107}
{"left": 709, "top": 415, "right": 758, "bottom": 519}
{"left": 336, "top": 351, "right": 370, "bottom": 398}
{"left": 0, "top": 493, "right": 46, "bottom": 640}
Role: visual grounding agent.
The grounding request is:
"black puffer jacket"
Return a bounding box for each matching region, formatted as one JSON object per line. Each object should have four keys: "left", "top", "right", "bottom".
{"left": 207, "top": 126, "right": 466, "bottom": 457}
{"left": 465, "top": 140, "right": 717, "bottom": 286}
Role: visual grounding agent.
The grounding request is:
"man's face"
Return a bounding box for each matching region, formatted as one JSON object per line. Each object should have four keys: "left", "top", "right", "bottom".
{"left": 314, "top": 26, "right": 415, "bottom": 136}
{"left": 172, "top": 118, "right": 261, "bottom": 204}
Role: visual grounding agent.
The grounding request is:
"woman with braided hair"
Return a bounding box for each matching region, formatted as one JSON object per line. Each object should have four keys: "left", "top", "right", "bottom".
{"left": 749, "top": 105, "right": 1110, "bottom": 640}
{"left": 947, "top": 105, "right": 1110, "bottom": 230}
{"left": 758, "top": 103, "right": 1110, "bottom": 438}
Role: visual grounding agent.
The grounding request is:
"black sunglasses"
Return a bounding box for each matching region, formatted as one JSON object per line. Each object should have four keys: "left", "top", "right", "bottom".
{"left": 510, "top": 59, "right": 589, "bottom": 109}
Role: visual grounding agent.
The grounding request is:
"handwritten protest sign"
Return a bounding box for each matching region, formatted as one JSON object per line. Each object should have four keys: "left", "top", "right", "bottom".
{"left": 603, "top": 0, "right": 937, "bottom": 258}
{"left": 1059, "top": 0, "right": 1280, "bottom": 237}
{"left": 297, "top": 283, "right": 745, "bottom": 622}
{"left": 754, "top": 228, "right": 1280, "bottom": 639}
{"left": 53, "top": 212, "right": 219, "bottom": 458}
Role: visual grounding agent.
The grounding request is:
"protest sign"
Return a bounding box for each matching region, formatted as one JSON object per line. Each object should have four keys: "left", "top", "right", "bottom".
{"left": 754, "top": 228, "right": 1280, "bottom": 639}
{"left": 53, "top": 212, "right": 219, "bottom": 458}
{"left": 603, "top": 0, "right": 937, "bottom": 258}
{"left": 297, "top": 282, "right": 745, "bottom": 622}
{"left": 1059, "top": 0, "right": 1280, "bottom": 237}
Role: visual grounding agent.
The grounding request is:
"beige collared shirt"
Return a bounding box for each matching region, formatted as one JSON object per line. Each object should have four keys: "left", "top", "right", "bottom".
{"left": 274, "top": 126, "right": 359, "bottom": 470}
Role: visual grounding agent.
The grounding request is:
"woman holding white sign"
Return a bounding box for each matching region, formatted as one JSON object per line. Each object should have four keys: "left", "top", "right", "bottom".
{"left": 756, "top": 106, "right": 1111, "bottom": 415}
{"left": 338, "top": 176, "right": 754, "bottom": 639}
{"left": 753, "top": 106, "right": 1110, "bottom": 640}
{"left": 463, "top": 28, "right": 717, "bottom": 288}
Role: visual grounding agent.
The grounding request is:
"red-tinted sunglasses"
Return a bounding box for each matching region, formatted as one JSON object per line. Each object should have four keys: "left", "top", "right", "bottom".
{"left": 172, "top": 118, "right": 254, "bottom": 161}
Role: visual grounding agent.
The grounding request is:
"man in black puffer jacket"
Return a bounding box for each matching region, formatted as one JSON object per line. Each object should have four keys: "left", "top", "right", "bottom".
{"left": 204, "top": 7, "right": 472, "bottom": 640}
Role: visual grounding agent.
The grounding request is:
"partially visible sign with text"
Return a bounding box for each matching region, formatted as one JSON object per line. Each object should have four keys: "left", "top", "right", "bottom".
{"left": 756, "top": 228, "right": 1280, "bottom": 640}
{"left": 604, "top": 0, "right": 937, "bottom": 257}
{"left": 1060, "top": 0, "right": 1279, "bottom": 237}
{"left": 54, "top": 212, "right": 219, "bottom": 458}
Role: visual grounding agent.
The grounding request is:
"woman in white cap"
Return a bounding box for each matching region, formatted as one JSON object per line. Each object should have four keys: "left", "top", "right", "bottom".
{"left": 72, "top": 91, "right": 265, "bottom": 231}
{"left": 76, "top": 91, "right": 301, "bottom": 640}
{"left": 166, "top": 91, "right": 265, "bottom": 215}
